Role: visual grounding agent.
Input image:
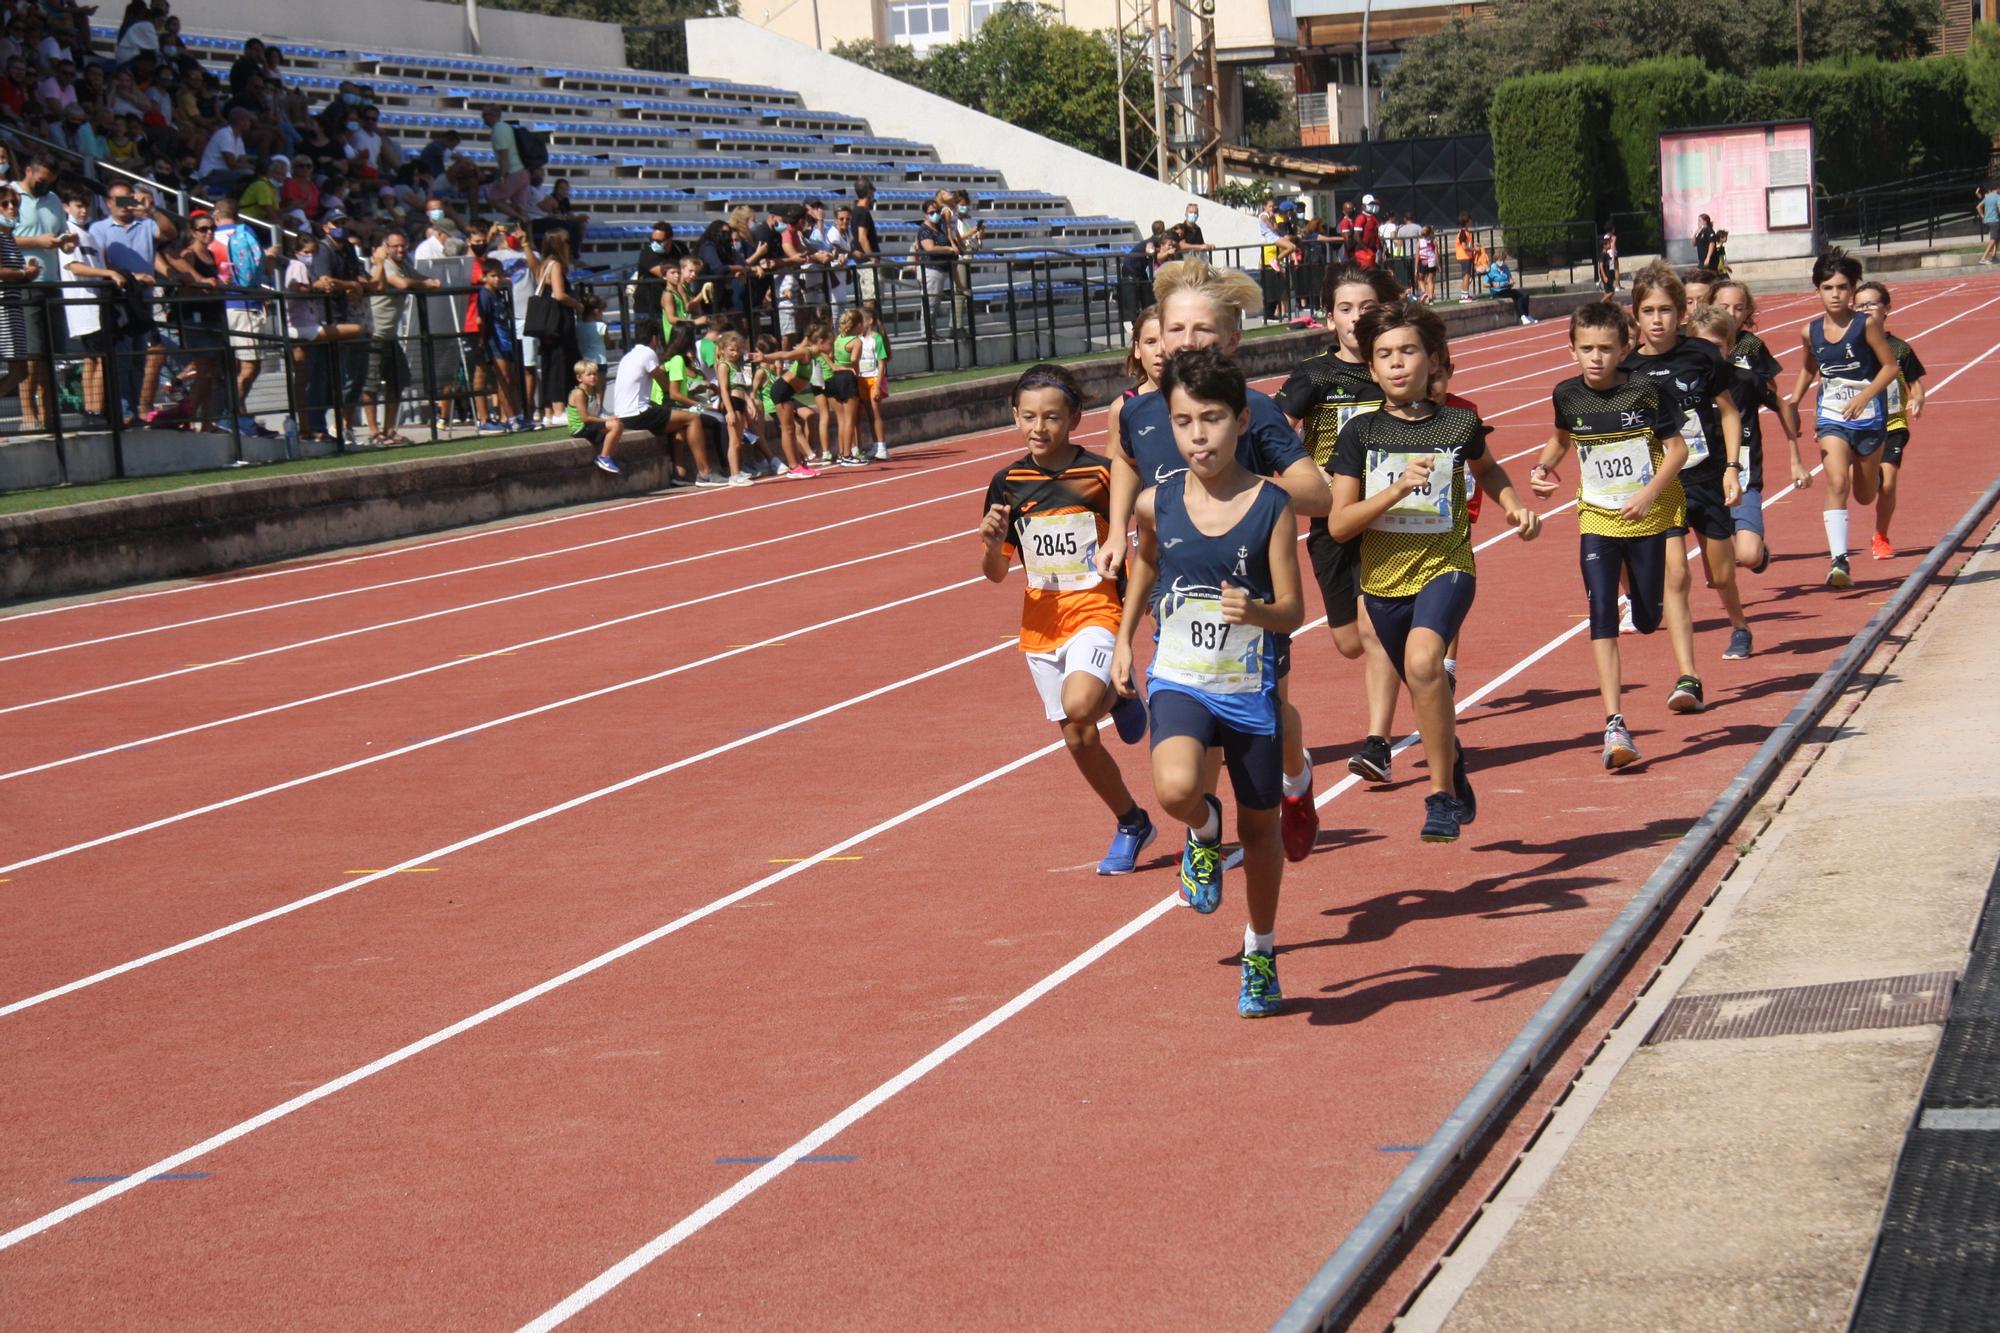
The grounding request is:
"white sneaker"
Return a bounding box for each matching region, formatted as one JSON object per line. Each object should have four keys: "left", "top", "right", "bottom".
{"left": 1520, "top": 315, "right": 1533, "bottom": 326}
{"left": 728, "top": 472, "right": 754, "bottom": 487}
{"left": 871, "top": 442, "right": 890, "bottom": 461}
{"left": 1618, "top": 595, "right": 1636, "bottom": 635}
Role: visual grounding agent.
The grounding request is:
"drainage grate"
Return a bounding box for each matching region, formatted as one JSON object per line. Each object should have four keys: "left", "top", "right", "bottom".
{"left": 1851, "top": 1129, "right": 2000, "bottom": 1332}
{"left": 1644, "top": 972, "right": 1957, "bottom": 1045}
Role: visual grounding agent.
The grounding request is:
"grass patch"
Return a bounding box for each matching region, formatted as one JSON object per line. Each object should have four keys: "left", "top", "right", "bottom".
{"left": 0, "top": 427, "right": 570, "bottom": 517}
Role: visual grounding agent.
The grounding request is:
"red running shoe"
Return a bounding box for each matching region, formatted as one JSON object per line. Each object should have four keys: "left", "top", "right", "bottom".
{"left": 1870, "top": 533, "right": 1893, "bottom": 560}
{"left": 1280, "top": 781, "right": 1318, "bottom": 862}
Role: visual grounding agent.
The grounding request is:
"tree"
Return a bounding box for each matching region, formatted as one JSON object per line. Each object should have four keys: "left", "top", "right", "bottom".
{"left": 1241, "top": 67, "right": 1298, "bottom": 152}
{"left": 833, "top": 3, "right": 1147, "bottom": 165}
{"left": 470, "top": 0, "right": 738, "bottom": 72}
{"left": 1377, "top": 0, "right": 1941, "bottom": 137}
{"left": 1968, "top": 22, "right": 2000, "bottom": 139}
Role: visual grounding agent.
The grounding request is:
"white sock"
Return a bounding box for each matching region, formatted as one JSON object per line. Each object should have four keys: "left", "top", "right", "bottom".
{"left": 1193, "top": 795, "right": 1221, "bottom": 844}
{"left": 1245, "top": 925, "right": 1275, "bottom": 956}
{"left": 1823, "top": 509, "right": 1849, "bottom": 558}
{"left": 1442, "top": 657, "right": 1457, "bottom": 677}
{"left": 1281, "top": 754, "right": 1312, "bottom": 799}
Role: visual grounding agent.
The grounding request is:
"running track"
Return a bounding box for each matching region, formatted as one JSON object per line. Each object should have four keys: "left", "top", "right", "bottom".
{"left": 3, "top": 274, "right": 1997, "bottom": 1328}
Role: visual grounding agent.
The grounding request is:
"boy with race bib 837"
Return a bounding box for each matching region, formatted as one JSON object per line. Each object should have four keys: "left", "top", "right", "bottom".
{"left": 982, "top": 364, "right": 1155, "bottom": 875}
{"left": 1111, "top": 348, "right": 1305, "bottom": 1018}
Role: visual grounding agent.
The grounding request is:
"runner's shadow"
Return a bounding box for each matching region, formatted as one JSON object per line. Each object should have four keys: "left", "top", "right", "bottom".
{"left": 1305, "top": 873, "right": 1605, "bottom": 949}
{"left": 1652, "top": 722, "right": 1788, "bottom": 764}
{"left": 1467, "top": 685, "right": 1603, "bottom": 720}
{"left": 1308, "top": 827, "right": 1387, "bottom": 857}
{"left": 1470, "top": 816, "right": 1693, "bottom": 874}
{"left": 1721, "top": 671, "right": 1823, "bottom": 705}
{"left": 1293, "top": 954, "right": 1582, "bottom": 1026}
{"left": 1756, "top": 633, "right": 1861, "bottom": 657}
{"left": 1454, "top": 729, "right": 1608, "bottom": 773}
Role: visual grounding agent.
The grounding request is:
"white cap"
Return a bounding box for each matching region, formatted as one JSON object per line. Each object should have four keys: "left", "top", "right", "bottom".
{"left": 1361, "top": 193, "right": 1376, "bottom": 206}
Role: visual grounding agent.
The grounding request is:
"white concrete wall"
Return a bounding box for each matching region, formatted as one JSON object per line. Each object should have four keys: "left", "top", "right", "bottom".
{"left": 175, "top": 0, "right": 627, "bottom": 67}
{"left": 686, "top": 16, "right": 1264, "bottom": 250}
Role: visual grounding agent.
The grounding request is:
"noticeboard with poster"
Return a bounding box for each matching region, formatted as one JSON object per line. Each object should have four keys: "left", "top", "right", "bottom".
{"left": 1658, "top": 120, "right": 1818, "bottom": 266}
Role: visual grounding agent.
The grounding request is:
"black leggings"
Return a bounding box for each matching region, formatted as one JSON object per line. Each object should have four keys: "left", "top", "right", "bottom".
{"left": 1581, "top": 531, "right": 1666, "bottom": 640}
{"left": 1363, "top": 571, "right": 1476, "bottom": 681}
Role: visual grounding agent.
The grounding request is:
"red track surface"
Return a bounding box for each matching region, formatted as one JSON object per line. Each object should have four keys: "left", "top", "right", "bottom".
{"left": 3, "top": 275, "right": 1997, "bottom": 1328}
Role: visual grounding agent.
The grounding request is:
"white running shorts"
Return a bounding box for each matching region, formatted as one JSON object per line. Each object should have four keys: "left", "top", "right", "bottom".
{"left": 1024, "top": 624, "right": 1116, "bottom": 723}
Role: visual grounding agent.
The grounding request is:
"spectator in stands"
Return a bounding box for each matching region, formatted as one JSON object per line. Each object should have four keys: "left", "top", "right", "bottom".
{"left": 58, "top": 183, "right": 122, "bottom": 427}
{"left": 228, "top": 38, "right": 267, "bottom": 97}
{"left": 915, "top": 195, "right": 955, "bottom": 339}
{"left": 306, "top": 209, "right": 368, "bottom": 443}
{"left": 174, "top": 64, "right": 222, "bottom": 147}
{"left": 485, "top": 224, "right": 539, "bottom": 411}
{"left": 775, "top": 202, "right": 819, "bottom": 337}
{"left": 816, "top": 203, "right": 857, "bottom": 315}
{"left": 60, "top": 103, "right": 104, "bottom": 159}
{"left": 0, "top": 57, "right": 32, "bottom": 120}
{"left": 105, "top": 113, "right": 142, "bottom": 169}
{"left": 743, "top": 202, "right": 783, "bottom": 311}
{"left": 611, "top": 322, "right": 718, "bottom": 485}
{"left": 361, "top": 103, "right": 401, "bottom": 173}
{"left": 156, "top": 211, "right": 225, "bottom": 429}
{"left": 280, "top": 153, "right": 320, "bottom": 219}
{"left": 532, "top": 229, "right": 584, "bottom": 424}
{"left": 632, "top": 221, "right": 676, "bottom": 335}
{"left": 1483, "top": 245, "right": 1534, "bottom": 324}
{"left": 113, "top": 1, "right": 160, "bottom": 66}
{"left": 529, "top": 174, "right": 585, "bottom": 256}
{"left": 362, "top": 228, "right": 440, "bottom": 446}
{"left": 481, "top": 103, "right": 533, "bottom": 220}
{"left": 1178, "top": 201, "right": 1211, "bottom": 253}
{"left": 850, "top": 178, "right": 880, "bottom": 304}
{"left": 199, "top": 105, "right": 255, "bottom": 193}
{"left": 36, "top": 58, "right": 77, "bottom": 116}
{"left": 212, "top": 197, "right": 275, "bottom": 427}
{"left": 0, "top": 185, "right": 35, "bottom": 401}
{"left": 239, "top": 156, "right": 285, "bottom": 223}
{"left": 159, "top": 13, "right": 187, "bottom": 64}
{"left": 12, "top": 154, "right": 63, "bottom": 430}
{"left": 90, "top": 183, "right": 175, "bottom": 423}
{"left": 416, "top": 129, "right": 463, "bottom": 181}
{"left": 696, "top": 216, "right": 747, "bottom": 317}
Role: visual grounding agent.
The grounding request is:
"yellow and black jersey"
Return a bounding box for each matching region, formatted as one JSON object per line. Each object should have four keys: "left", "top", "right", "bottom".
{"left": 1551, "top": 374, "right": 1686, "bottom": 539}
{"left": 1885, "top": 336, "right": 1927, "bottom": 434}
{"left": 982, "top": 449, "right": 1123, "bottom": 653}
{"left": 1273, "top": 350, "right": 1384, "bottom": 472}
{"left": 1330, "top": 404, "right": 1486, "bottom": 599}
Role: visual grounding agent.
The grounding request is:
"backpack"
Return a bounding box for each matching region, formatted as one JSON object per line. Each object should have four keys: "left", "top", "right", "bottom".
{"left": 511, "top": 121, "right": 548, "bottom": 171}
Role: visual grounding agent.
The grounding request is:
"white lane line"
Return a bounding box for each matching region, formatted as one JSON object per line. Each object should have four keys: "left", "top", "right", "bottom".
{"left": 518, "top": 424, "right": 1876, "bottom": 1329}
{"left": 0, "top": 485, "right": 985, "bottom": 716}
{"left": 0, "top": 459, "right": 1020, "bottom": 663}
{"left": 0, "top": 630, "right": 1022, "bottom": 1021}
{"left": 0, "top": 533, "right": 989, "bottom": 874}
{"left": 0, "top": 412, "right": 1058, "bottom": 626}
{"left": 0, "top": 672, "right": 1069, "bottom": 1253}
{"left": 0, "top": 319, "right": 1556, "bottom": 635}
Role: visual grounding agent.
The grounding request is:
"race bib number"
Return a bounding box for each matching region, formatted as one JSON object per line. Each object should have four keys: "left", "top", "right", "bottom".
{"left": 1818, "top": 376, "right": 1879, "bottom": 424}
{"left": 1578, "top": 435, "right": 1653, "bottom": 510}
{"left": 1019, "top": 511, "right": 1101, "bottom": 592}
{"left": 1363, "top": 448, "right": 1455, "bottom": 533}
{"left": 1885, "top": 377, "right": 1904, "bottom": 417}
{"left": 1679, "top": 410, "right": 1709, "bottom": 467}
{"left": 1155, "top": 595, "right": 1265, "bottom": 695}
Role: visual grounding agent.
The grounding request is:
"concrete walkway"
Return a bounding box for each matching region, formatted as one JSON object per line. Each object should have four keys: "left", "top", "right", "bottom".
{"left": 1395, "top": 521, "right": 2000, "bottom": 1331}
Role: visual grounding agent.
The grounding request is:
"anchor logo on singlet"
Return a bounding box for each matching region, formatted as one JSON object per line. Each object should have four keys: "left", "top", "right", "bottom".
{"left": 1233, "top": 545, "right": 1250, "bottom": 578}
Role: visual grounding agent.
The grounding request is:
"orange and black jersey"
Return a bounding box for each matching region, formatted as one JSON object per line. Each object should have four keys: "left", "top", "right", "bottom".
{"left": 982, "top": 448, "right": 1125, "bottom": 653}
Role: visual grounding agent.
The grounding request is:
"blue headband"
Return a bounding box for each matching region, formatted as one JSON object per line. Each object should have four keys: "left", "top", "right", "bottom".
{"left": 1016, "top": 374, "right": 1077, "bottom": 403}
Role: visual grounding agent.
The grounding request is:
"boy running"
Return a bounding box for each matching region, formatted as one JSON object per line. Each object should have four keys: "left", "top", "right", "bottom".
{"left": 1329, "top": 301, "right": 1539, "bottom": 841}
{"left": 1624, "top": 261, "right": 1746, "bottom": 680}
{"left": 1791, "top": 248, "right": 1900, "bottom": 588}
{"left": 1530, "top": 302, "right": 1690, "bottom": 769}
{"left": 1099, "top": 259, "right": 1332, "bottom": 863}
{"left": 1111, "top": 348, "right": 1305, "bottom": 1017}
{"left": 1274, "top": 263, "right": 1407, "bottom": 785}
{"left": 1853, "top": 280, "right": 1926, "bottom": 558}
{"left": 1707, "top": 280, "right": 1808, "bottom": 575}
{"left": 983, "top": 364, "right": 1155, "bottom": 874}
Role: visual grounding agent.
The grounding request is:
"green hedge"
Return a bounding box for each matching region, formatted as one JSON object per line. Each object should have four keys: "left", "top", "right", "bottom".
{"left": 1492, "top": 55, "right": 1992, "bottom": 235}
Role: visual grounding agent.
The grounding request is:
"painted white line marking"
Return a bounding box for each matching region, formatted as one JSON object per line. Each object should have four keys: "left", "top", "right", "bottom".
{"left": 0, "top": 486, "right": 984, "bottom": 716}
{"left": 0, "top": 633, "right": 1019, "bottom": 1019}
{"left": 0, "top": 533, "right": 988, "bottom": 873}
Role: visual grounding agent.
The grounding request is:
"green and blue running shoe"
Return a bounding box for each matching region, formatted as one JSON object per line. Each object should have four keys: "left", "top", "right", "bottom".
{"left": 1238, "top": 950, "right": 1282, "bottom": 1018}
{"left": 1179, "top": 831, "right": 1224, "bottom": 914}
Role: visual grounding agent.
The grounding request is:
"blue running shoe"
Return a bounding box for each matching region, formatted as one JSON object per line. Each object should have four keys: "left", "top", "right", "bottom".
{"left": 1420, "top": 791, "right": 1462, "bottom": 843}
{"left": 1179, "top": 830, "right": 1224, "bottom": 913}
{"left": 1097, "top": 815, "right": 1157, "bottom": 875}
{"left": 1110, "top": 691, "right": 1147, "bottom": 744}
{"left": 1452, "top": 742, "right": 1476, "bottom": 826}
{"left": 1238, "top": 950, "right": 1282, "bottom": 1018}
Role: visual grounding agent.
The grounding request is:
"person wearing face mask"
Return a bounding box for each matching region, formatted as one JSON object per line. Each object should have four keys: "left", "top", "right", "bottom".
{"left": 0, "top": 186, "right": 41, "bottom": 403}
{"left": 632, "top": 222, "right": 678, "bottom": 331}
{"left": 1178, "top": 202, "right": 1211, "bottom": 253}
{"left": 305, "top": 210, "right": 369, "bottom": 444}
{"left": 915, "top": 200, "right": 955, "bottom": 340}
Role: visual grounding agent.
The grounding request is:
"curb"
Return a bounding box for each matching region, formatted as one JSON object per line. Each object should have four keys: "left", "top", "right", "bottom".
{"left": 1272, "top": 466, "right": 2000, "bottom": 1332}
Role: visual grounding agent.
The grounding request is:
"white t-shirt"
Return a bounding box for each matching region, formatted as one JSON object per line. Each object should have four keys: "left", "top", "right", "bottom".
{"left": 486, "top": 243, "right": 533, "bottom": 326}
{"left": 60, "top": 220, "right": 105, "bottom": 339}
{"left": 198, "top": 125, "right": 245, "bottom": 179}
{"left": 612, "top": 345, "right": 661, "bottom": 418}
{"left": 113, "top": 20, "right": 159, "bottom": 65}
{"left": 413, "top": 233, "right": 449, "bottom": 264}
